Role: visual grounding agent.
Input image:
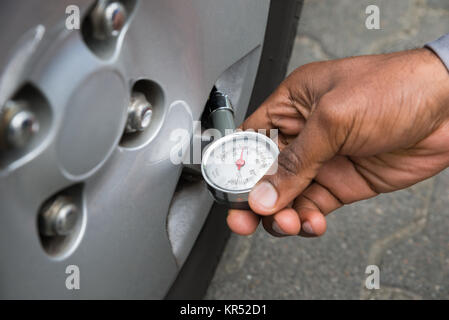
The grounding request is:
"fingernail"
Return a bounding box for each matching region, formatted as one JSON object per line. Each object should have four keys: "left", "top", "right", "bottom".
{"left": 302, "top": 221, "right": 315, "bottom": 235}
{"left": 272, "top": 221, "right": 287, "bottom": 235}
{"left": 250, "top": 182, "right": 278, "bottom": 209}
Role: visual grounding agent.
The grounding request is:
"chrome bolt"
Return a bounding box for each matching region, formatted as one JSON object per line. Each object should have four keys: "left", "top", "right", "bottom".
{"left": 39, "top": 196, "right": 79, "bottom": 237}
{"left": 92, "top": 1, "right": 127, "bottom": 40}
{"left": 125, "top": 92, "right": 153, "bottom": 133}
{"left": 1, "top": 100, "right": 39, "bottom": 149}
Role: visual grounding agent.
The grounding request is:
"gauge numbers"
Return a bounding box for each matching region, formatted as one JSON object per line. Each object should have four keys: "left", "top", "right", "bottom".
{"left": 202, "top": 132, "right": 279, "bottom": 192}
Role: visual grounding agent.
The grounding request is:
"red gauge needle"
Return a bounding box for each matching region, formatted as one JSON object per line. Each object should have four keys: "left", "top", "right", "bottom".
{"left": 235, "top": 148, "right": 245, "bottom": 170}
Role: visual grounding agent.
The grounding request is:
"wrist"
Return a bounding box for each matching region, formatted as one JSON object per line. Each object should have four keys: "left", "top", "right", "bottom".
{"left": 419, "top": 48, "right": 449, "bottom": 117}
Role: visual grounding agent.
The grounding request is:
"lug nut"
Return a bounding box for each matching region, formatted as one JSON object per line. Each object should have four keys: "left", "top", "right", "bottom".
{"left": 1, "top": 100, "right": 39, "bottom": 149}
{"left": 39, "top": 196, "right": 79, "bottom": 237}
{"left": 91, "top": 1, "right": 127, "bottom": 40}
{"left": 125, "top": 92, "right": 153, "bottom": 133}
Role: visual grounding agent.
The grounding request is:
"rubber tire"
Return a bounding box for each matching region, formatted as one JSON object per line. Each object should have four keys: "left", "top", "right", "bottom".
{"left": 165, "top": 0, "right": 303, "bottom": 300}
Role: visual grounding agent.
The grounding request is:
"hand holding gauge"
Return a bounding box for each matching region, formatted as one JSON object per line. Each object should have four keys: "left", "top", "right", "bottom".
{"left": 201, "top": 90, "right": 279, "bottom": 209}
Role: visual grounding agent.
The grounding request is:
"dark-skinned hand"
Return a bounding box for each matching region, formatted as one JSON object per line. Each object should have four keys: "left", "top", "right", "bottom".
{"left": 227, "top": 48, "right": 449, "bottom": 237}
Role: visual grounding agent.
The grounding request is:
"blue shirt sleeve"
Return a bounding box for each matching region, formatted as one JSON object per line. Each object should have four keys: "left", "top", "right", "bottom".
{"left": 426, "top": 33, "right": 449, "bottom": 71}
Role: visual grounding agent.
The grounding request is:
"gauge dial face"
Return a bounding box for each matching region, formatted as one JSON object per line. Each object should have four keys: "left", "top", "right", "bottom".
{"left": 202, "top": 132, "right": 279, "bottom": 193}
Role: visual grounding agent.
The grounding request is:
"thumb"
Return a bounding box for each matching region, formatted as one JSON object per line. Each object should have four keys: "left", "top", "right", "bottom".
{"left": 248, "top": 103, "right": 346, "bottom": 215}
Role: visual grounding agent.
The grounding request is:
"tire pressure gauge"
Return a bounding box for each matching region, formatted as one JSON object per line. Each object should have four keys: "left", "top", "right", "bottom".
{"left": 201, "top": 131, "right": 279, "bottom": 209}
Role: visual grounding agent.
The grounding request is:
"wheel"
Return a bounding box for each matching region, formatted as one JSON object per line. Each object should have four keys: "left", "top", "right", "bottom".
{"left": 0, "top": 0, "right": 301, "bottom": 299}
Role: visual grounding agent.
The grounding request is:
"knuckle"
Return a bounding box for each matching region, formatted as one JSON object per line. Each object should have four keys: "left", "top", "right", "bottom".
{"left": 316, "top": 96, "right": 347, "bottom": 128}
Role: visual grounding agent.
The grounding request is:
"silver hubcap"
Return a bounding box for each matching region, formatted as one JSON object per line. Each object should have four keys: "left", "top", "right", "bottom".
{"left": 0, "top": 0, "right": 270, "bottom": 299}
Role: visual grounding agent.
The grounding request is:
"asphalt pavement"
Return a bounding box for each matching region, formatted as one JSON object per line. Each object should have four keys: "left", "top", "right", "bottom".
{"left": 205, "top": 0, "right": 449, "bottom": 299}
